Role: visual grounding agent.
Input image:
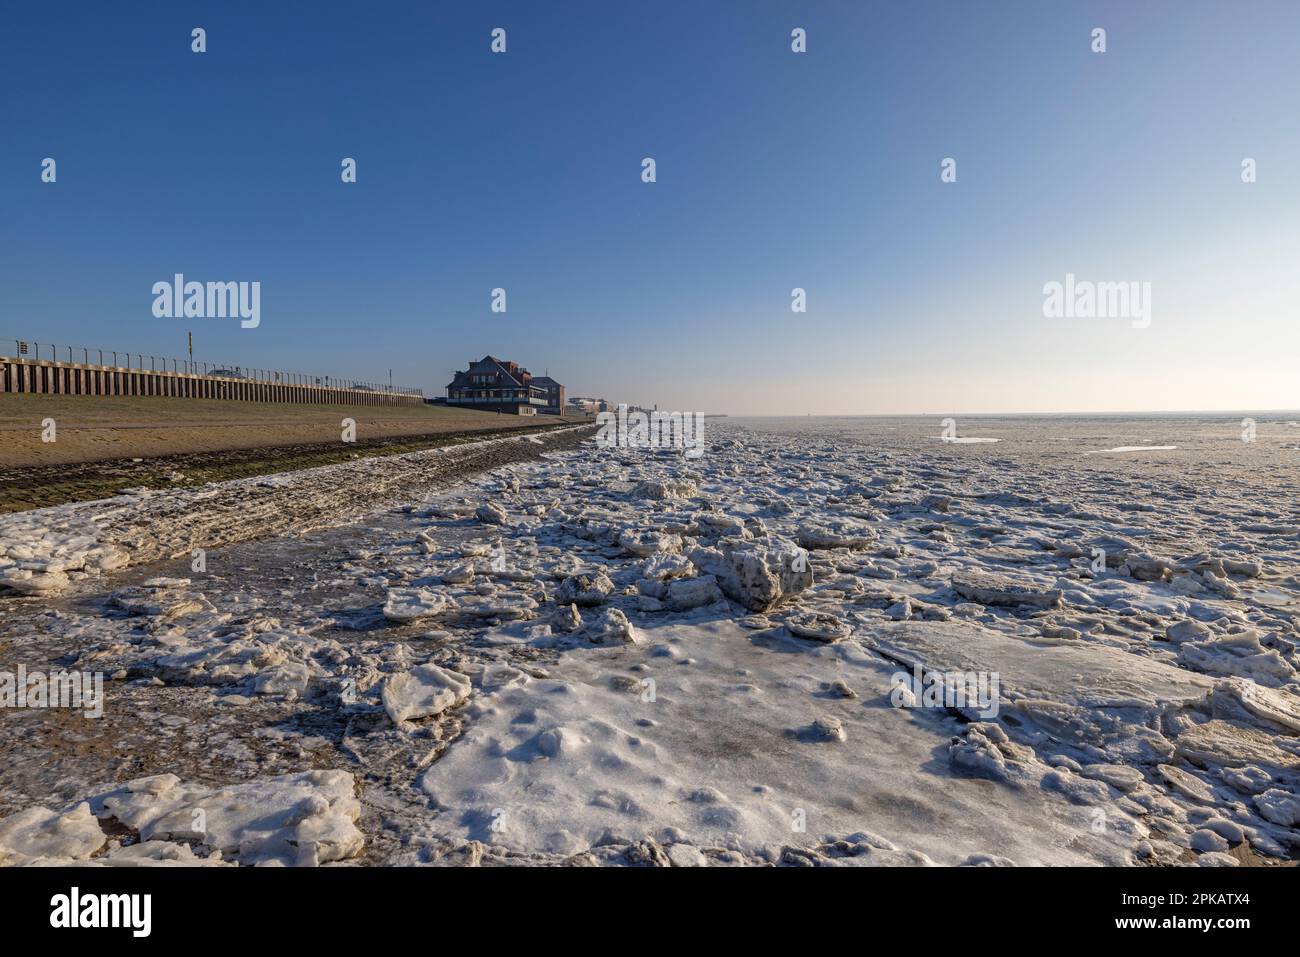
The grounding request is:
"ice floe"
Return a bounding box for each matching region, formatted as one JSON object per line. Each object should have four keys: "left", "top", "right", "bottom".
{"left": 4, "top": 415, "right": 1298, "bottom": 866}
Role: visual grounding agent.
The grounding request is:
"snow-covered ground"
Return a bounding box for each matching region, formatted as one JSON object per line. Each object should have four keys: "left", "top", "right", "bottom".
{"left": 2, "top": 416, "right": 1298, "bottom": 866}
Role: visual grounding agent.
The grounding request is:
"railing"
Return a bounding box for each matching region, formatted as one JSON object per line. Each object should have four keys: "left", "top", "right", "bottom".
{"left": 447, "top": 395, "right": 549, "bottom": 404}
{"left": 2, "top": 336, "right": 423, "bottom": 397}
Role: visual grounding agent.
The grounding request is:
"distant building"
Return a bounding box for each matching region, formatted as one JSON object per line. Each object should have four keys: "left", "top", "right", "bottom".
{"left": 532, "top": 376, "right": 565, "bottom": 415}
{"left": 567, "top": 396, "right": 608, "bottom": 414}
{"left": 445, "top": 355, "right": 554, "bottom": 414}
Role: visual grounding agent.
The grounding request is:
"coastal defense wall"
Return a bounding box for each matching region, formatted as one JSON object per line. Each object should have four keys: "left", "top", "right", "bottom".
{"left": 0, "top": 356, "right": 425, "bottom": 407}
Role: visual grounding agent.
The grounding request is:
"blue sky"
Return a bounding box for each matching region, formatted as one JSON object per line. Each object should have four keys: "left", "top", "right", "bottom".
{"left": 3, "top": 1, "right": 1298, "bottom": 414}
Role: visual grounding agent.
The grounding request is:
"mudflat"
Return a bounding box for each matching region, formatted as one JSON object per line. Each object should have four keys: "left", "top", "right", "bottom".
{"left": 0, "top": 394, "right": 589, "bottom": 512}
{"left": 0, "top": 394, "right": 587, "bottom": 467}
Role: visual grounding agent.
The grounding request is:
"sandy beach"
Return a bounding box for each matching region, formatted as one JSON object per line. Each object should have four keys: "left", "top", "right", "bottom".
{"left": 1, "top": 415, "right": 1296, "bottom": 866}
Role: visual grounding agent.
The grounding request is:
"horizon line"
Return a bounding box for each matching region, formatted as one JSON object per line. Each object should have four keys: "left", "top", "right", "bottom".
{"left": 692, "top": 408, "right": 1300, "bottom": 419}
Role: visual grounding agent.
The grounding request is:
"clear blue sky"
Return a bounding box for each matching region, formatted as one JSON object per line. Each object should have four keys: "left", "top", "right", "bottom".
{"left": 3, "top": 1, "right": 1298, "bottom": 413}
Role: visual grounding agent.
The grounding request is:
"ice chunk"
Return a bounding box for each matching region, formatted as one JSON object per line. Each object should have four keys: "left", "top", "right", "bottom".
{"left": 382, "top": 664, "right": 472, "bottom": 723}
{"left": 0, "top": 803, "right": 106, "bottom": 865}
{"left": 383, "top": 588, "right": 453, "bottom": 622}
{"left": 951, "top": 571, "right": 1062, "bottom": 609}
{"left": 688, "top": 537, "right": 813, "bottom": 611}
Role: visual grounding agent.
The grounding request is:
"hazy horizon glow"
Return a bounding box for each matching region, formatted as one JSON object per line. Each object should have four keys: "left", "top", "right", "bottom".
{"left": 4, "top": 1, "right": 1298, "bottom": 415}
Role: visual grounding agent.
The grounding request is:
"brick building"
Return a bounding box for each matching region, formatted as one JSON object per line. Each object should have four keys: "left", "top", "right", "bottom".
{"left": 531, "top": 376, "right": 565, "bottom": 415}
